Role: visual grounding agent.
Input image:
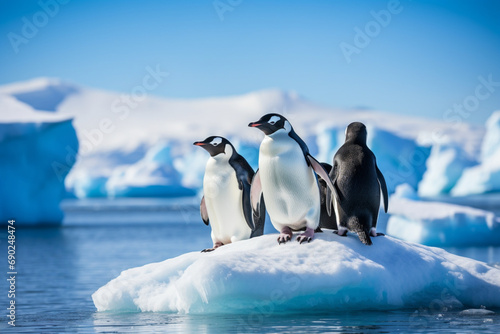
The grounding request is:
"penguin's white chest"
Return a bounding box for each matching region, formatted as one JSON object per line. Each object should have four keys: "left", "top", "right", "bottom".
{"left": 259, "top": 134, "right": 320, "bottom": 229}
{"left": 203, "top": 158, "right": 251, "bottom": 244}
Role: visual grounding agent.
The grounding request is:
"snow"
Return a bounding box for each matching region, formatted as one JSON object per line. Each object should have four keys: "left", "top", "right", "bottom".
{"left": 105, "top": 142, "right": 196, "bottom": 198}
{"left": 418, "top": 143, "right": 475, "bottom": 197}
{"left": 0, "top": 78, "right": 490, "bottom": 199}
{"left": 459, "top": 308, "right": 495, "bottom": 316}
{"left": 452, "top": 111, "right": 500, "bottom": 196}
{"left": 0, "top": 95, "right": 78, "bottom": 224}
{"left": 0, "top": 77, "right": 78, "bottom": 112}
{"left": 386, "top": 185, "right": 500, "bottom": 246}
{"left": 481, "top": 111, "right": 500, "bottom": 162}
{"left": 92, "top": 233, "right": 500, "bottom": 314}
{"left": 451, "top": 160, "right": 500, "bottom": 196}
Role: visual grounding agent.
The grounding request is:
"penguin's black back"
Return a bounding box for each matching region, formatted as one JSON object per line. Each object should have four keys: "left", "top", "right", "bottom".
{"left": 332, "top": 142, "right": 380, "bottom": 231}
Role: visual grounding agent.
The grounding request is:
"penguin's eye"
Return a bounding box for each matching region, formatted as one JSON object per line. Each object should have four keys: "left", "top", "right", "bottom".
{"left": 268, "top": 115, "right": 281, "bottom": 126}
{"left": 210, "top": 137, "right": 223, "bottom": 146}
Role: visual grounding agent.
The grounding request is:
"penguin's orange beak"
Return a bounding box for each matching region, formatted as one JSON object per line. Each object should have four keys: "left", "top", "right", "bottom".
{"left": 248, "top": 122, "right": 261, "bottom": 127}
{"left": 193, "top": 141, "right": 206, "bottom": 146}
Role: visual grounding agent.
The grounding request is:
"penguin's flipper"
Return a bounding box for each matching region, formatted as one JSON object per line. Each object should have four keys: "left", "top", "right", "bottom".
{"left": 200, "top": 196, "right": 209, "bottom": 226}
{"left": 250, "top": 169, "right": 263, "bottom": 216}
{"left": 326, "top": 187, "right": 332, "bottom": 217}
{"left": 325, "top": 178, "right": 340, "bottom": 217}
{"left": 325, "top": 162, "right": 339, "bottom": 217}
{"left": 376, "top": 164, "right": 389, "bottom": 212}
{"left": 307, "top": 154, "right": 339, "bottom": 212}
{"left": 251, "top": 196, "right": 266, "bottom": 238}
{"left": 242, "top": 181, "right": 255, "bottom": 230}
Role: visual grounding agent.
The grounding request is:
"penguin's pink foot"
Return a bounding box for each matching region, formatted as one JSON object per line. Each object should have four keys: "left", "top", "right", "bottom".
{"left": 201, "top": 241, "right": 224, "bottom": 252}
{"left": 296, "top": 227, "right": 314, "bottom": 244}
{"left": 334, "top": 227, "right": 348, "bottom": 237}
{"left": 370, "top": 228, "right": 384, "bottom": 237}
{"left": 277, "top": 226, "right": 293, "bottom": 244}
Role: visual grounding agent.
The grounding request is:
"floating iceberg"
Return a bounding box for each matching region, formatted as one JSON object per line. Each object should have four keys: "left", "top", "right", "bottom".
{"left": 451, "top": 160, "right": 500, "bottom": 196}
{"left": 0, "top": 77, "right": 78, "bottom": 112}
{"left": 92, "top": 233, "right": 500, "bottom": 314}
{"left": 106, "top": 142, "right": 196, "bottom": 198}
{"left": 387, "top": 185, "right": 500, "bottom": 246}
{"left": 452, "top": 111, "right": 500, "bottom": 196}
{"left": 71, "top": 172, "right": 109, "bottom": 198}
{"left": 418, "top": 143, "right": 475, "bottom": 197}
{"left": 0, "top": 95, "right": 78, "bottom": 224}
{"left": 481, "top": 111, "right": 500, "bottom": 162}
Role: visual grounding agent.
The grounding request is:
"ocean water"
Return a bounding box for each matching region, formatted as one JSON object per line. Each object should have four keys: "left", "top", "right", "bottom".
{"left": 1, "top": 198, "right": 499, "bottom": 333}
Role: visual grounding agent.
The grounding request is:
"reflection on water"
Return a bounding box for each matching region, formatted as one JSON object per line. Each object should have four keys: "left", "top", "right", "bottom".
{"left": 0, "top": 198, "right": 499, "bottom": 333}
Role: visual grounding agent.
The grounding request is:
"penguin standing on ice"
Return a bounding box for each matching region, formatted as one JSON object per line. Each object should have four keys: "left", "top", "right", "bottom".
{"left": 248, "top": 114, "right": 337, "bottom": 244}
{"left": 326, "top": 122, "right": 389, "bottom": 245}
{"left": 194, "top": 136, "right": 265, "bottom": 252}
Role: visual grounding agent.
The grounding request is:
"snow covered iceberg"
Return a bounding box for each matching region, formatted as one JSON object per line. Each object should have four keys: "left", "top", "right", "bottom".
{"left": 387, "top": 185, "right": 500, "bottom": 246}
{"left": 452, "top": 159, "right": 500, "bottom": 196}
{"left": 418, "top": 143, "right": 475, "bottom": 197}
{"left": 92, "top": 233, "right": 500, "bottom": 314}
{"left": 0, "top": 95, "right": 78, "bottom": 224}
{"left": 452, "top": 111, "right": 500, "bottom": 196}
{"left": 0, "top": 77, "right": 78, "bottom": 112}
{"left": 481, "top": 110, "right": 500, "bottom": 162}
{"left": 106, "top": 142, "right": 196, "bottom": 198}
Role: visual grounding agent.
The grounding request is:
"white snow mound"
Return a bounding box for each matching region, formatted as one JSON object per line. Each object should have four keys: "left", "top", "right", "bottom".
{"left": 92, "top": 233, "right": 500, "bottom": 314}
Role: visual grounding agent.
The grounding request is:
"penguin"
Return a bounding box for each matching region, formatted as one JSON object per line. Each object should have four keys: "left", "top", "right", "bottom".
{"left": 248, "top": 113, "right": 337, "bottom": 244}
{"left": 326, "top": 122, "right": 389, "bottom": 245}
{"left": 194, "top": 136, "right": 265, "bottom": 252}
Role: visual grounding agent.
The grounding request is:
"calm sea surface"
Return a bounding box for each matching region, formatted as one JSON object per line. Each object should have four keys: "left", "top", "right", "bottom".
{"left": 1, "top": 197, "right": 499, "bottom": 333}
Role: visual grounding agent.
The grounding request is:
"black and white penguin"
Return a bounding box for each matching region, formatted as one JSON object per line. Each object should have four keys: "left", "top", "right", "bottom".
{"left": 326, "top": 122, "right": 389, "bottom": 245}
{"left": 248, "top": 114, "right": 336, "bottom": 244}
{"left": 194, "top": 136, "right": 265, "bottom": 252}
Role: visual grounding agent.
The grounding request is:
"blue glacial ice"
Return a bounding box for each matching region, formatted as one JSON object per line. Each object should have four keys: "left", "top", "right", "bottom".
{"left": 0, "top": 95, "right": 78, "bottom": 224}
{"left": 387, "top": 185, "right": 500, "bottom": 246}
{"left": 481, "top": 110, "right": 500, "bottom": 162}
{"left": 418, "top": 143, "right": 475, "bottom": 197}
{"left": 106, "top": 142, "right": 196, "bottom": 198}
{"left": 452, "top": 111, "right": 500, "bottom": 196}
{"left": 0, "top": 77, "right": 78, "bottom": 112}
{"left": 92, "top": 232, "right": 500, "bottom": 314}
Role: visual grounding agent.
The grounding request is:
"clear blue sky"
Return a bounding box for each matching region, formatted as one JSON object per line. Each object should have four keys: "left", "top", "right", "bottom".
{"left": 1, "top": 0, "right": 499, "bottom": 124}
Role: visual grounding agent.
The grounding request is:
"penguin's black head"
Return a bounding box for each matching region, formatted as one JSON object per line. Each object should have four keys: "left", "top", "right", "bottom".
{"left": 345, "top": 122, "right": 367, "bottom": 144}
{"left": 193, "top": 136, "right": 232, "bottom": 157}
{"left": 248, "top": 113, "right": 288, "bottom": 135}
